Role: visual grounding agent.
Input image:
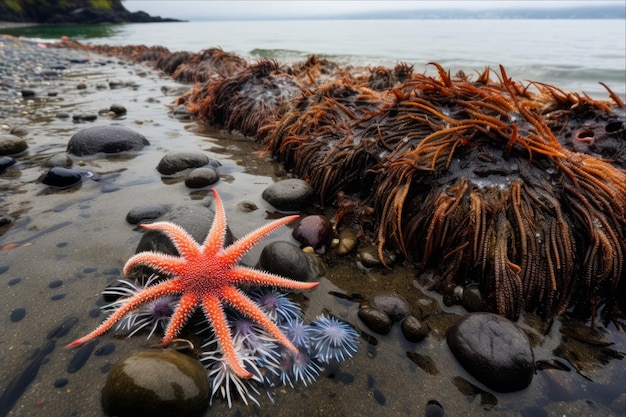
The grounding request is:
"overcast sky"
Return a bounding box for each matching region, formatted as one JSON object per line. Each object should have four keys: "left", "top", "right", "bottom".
{"left": 123, "top": 1, "right": 619, "bottom": 21}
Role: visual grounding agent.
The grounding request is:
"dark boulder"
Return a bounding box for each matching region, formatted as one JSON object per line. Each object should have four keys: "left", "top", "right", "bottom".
{"left": 67, "top": 125, "right": 149, "bottom": 156}
{"left": 447, "top": 312, "right": 534, "bottom": 392}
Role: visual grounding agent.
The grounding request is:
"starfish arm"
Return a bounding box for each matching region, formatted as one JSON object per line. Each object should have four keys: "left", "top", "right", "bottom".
{"left": 219, "top": 215, "right": 300, "bottom": 264}
{"left": 123, "top": 251, "right": 187, "bottom": 276}
{"left": 202, "top": 188, "right": 228, "bottom": 257}
{"left": 140, "top": 222, "right": 201, "bottom": 259}
{"left": 67, "top": 279, "right": 182, "bottom": 348}
{"left": 227, "top": 265, "right": 320, "bottom": 291}
{"left": 221, "top": 285, "right": 299, "bottom": 354}
{"left": 201, "top": 294, "right": 253, "bottom": 379}
{"left": 155, "top": 292, "right": 198, "bottom": 346}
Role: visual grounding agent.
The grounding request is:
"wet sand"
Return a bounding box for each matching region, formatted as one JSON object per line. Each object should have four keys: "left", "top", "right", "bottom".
{"left": 0, "top": 35, "right": 624, "bottom": 417}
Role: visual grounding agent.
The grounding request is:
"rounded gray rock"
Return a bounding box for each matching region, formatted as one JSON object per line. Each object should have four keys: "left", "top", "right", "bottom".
{"left": 156, "top": 151, "right": 210, "bottom": 175}
{"left": 184, "top": 167, "right": 219, "bottom": 188}
{"left": 67, "top": 125, "right": 149, "bottom": 156}
{"left": 371, "top": 293, "right": 412, "bottom": 322}
{"left": 447, "top": 312, "right": 534, "bottom": 392}
{"left": 0, "top": 134, "right": 28, "bottom": 156}
{"left": 262, "top": 179, "right": 315, "bottom": 211}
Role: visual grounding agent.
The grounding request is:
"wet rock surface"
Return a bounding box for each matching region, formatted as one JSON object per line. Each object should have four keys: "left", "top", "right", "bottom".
{"left": 184, "top": 167, "right": 219, "bottom": 188}
{"left": 0, "top": 134, "right": 27, "bottom": 155}
{"left": 156, "top": 151, "right": 210, "bottom": 175}
{"left": 125, "top": 204, "right": 171, "bottom": 225}
{"left": 370, "top": 293, "right": 412, "bottom": 322}
{"left": 262, "top": 178, "right": 315, "bottom": 211}
{"left": 257, "top": 240, "right": 318, "bottom": 282}
{"left": 67, "top": 125, "right": 149, "bottom": 156}
{"left": 101, "top": 349, "right": 209, "bottom": 417}
{"left": 446, "top": 312, "right": 534, "bottom": 392}
{"left": 358, "top": 306, "right": 393, "bottom": 335}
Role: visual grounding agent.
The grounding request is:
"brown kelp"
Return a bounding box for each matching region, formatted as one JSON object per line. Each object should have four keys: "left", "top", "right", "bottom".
{"left": 53, "top": 40, "right": 626, "bottom": 321}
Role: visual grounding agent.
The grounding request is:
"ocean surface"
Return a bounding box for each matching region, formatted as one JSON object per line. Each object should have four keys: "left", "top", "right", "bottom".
{"left": 1, "top": 18, "right": 625, "bottom": 417}
{"left": 5, "top": 19, "right": 626, "bottom": 100}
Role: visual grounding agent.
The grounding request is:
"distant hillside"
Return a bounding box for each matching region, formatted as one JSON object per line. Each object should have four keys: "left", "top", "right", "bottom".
{"left": 312, "top": 5, "right": 626, "bottom": 20}
{"left": 0, "top": 0, "right": 181, "bottom": 24}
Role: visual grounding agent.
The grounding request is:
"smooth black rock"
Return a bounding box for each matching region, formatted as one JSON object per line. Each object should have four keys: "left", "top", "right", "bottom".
{"left": 401, "top": 315, "right": 429, "bottom": 342}
{"left": 184, "top": 167, "right": 219, "bottom": 188}
{"left": 358, "top": 306, "right": 393, "bottom": 335}
{"left": 446, "top": 312, "right": 534, "bottom": 392}
{"left": 67, "top": 125, "right": 149, "bottom": 156}
{"left": 126, "top": 204, "right": 171, "bottom": 225}
{"left": 0, "top": 156, "right": 16, "bottom": 173}
{"left": 257, "top": 241, "right": 316, "bottom": 282}
{"left": 371, "top": 293, "right": 412, "bottom": 322}
{"left": 101, "top": 349, "right": 209, "bottom": 417}
{"left": 109, "top": 104, "right": 127, "bottom": 116}
{"left": 156, "top": 152, "right": 210, "bottom": 175}
{"left": 262, "top": 179, "right": 315, "bottom": 211}
{"left": 41, "top": 167, "right": 82, "bottom": 189}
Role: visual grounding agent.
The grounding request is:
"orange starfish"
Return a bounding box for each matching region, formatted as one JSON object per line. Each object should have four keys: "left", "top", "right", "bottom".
{"left": 67, "top": 188, "right": 319, "bottom": 378}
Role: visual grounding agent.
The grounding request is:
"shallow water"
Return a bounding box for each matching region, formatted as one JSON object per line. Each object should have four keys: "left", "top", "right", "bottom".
{"left": 0, "top": 42, "right": 624, "bottom": 417}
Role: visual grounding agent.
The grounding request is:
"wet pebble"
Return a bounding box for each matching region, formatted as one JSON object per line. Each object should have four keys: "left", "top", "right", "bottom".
{"left": 358, "top": 306, "right": 393, "bottom": 335}
{"left": 72, "top": 113, "right": 98, "bottom": 122}
{"left": 101, "top": 349, "right": 209, "bottom": 417}
{"left": 358, "top": 246, "right": 392, "bottom": 268}
{"left": 41, "top": 167, "right": 82, "bottom": 189}
{"left": 424, "top": 400, "right": 444, "bottom": 417}
{"left": 56, "top": 112, "right": 70, "bottom": 119}
{"left": 43, "top": 153, "right": 73, "bottom": 168}
{"left": 236, "top": 200, "right": 257, "bottom": 212}
{"left": 447, "top": 312, "right": 534, "bottom": 392}
{"left": 156, "top": 151, "right": 210, "bottom": 175}
{"left": 67, "top": 125, "right": 149, "bottom": 156}
{"left": 20, "top": 89, "right": 36, "bottom": 98}
{"left": 126, "top": 204, "right": 171, "bottom": 224}
{"left": 0, "top": 156, "right": 16, "bottom": 173}
{"left": 262, "top": 178, "right": 315, "bottom": 211}
{"left": 371, "top": 293, "right": 411, "bottom": 321}
{"left": 461, "top": 285, "right": 488, "bottom": 312}
{"left": 48, "top": 280, "right": 63, "bottom": 289}
{"left": 401, "top": 315, "right": 429, "bottom": 342}
{"left": 336, "top": 228, "right": 357, "bottom": 255}
{"left": 54, "top": 378, "right": 68, "bottom": 388}
{"left": 9, "top": 126, "right": 27, "bottom": 136}
{"left": 257, "top": 241, "right": 318, "bottom": 282}
{"left": 292, "top": 215, "right": 333, "bottom": 254}
{"left": 10, "top": 307, "right": 26, "bottom": 322}
{"left": 109, "top": 103, "right": 127, "bottom": 116}
{"left": 0, "top": 134, "right": 28, "bottom": 156}
{"left": 184, "top": 167, "right": 219, "bottom": 188}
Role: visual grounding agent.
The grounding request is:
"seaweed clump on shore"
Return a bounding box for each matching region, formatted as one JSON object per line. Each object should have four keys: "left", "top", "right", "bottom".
{"left": 54, "top": 40, "right": 626, "bottom": 322}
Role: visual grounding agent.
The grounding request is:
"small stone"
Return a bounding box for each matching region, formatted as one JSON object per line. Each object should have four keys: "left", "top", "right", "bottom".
{"left": 358, "top": 306, "right": 392, "bottom": 335}
{"left": 257, "top": 241, "right": 318, "bottom": 282}
{"left": 461, "top": 285, "right": 488, "bottom": 312}
{"left": 0, "top": 134, "right": 28, "bottom": 156}
{"left": 156, "top": 152, "right": 210, "bottom": 175}
{"left": 43, "top": 153, "right": 73, "bottom": 168}
{"left": 109, "top": 104, "right": 127, "bottom": 116}
{"left": 41, "top": 167, "right": 82, "bottom": 189}
{"left": 447, "top": 312, "right": 534, "bottom": 392}
{"left": 358, "top": 246, "right": 392, "bottom": 268}
{"left": 0, "top": 156, "right": 16, "bottom": 173}
{"left": 126, "top": 204, "right": 171, "bottom": 225}
{"left": 184, "top": 167, "right": 219, "bottom": 188}
{"left": 262, "top": 179, "right": 315, "bottom": 211}
{"left": 336, "top": 228, "right": 357, "bottom": 255}
{"left": 101, "top": 349, "right": 209, "bottom": 417}
{"left": 401, "top": 315, "right": 429, "bottom": 342}
{"left": 371, "top": 293, "right": 412, "bottom": 321}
